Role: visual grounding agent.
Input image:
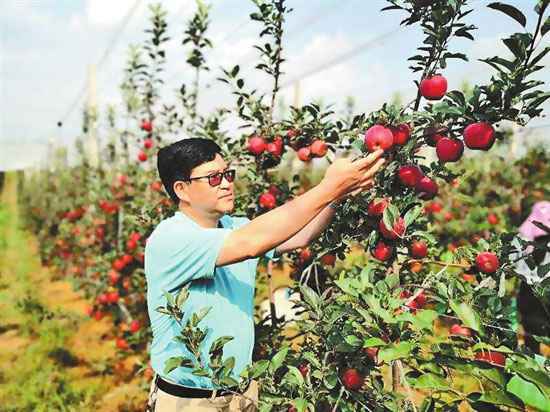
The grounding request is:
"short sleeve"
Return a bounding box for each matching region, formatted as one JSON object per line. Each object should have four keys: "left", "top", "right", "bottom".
{"left": 152, "top": 225, "right": 232, "bottom": 292}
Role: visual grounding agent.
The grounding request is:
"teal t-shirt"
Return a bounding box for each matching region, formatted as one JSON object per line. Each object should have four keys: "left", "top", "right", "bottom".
{"left": 145, "top": 211, "right": 272, "bottom": 389}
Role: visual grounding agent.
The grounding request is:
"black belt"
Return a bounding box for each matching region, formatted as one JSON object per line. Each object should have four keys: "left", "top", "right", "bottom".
{"left": 155, "top": 375, "right": 241, "bottom": 398}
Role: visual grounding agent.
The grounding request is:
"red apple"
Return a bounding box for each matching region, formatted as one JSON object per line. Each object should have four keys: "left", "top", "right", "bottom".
{"left": 267, "top": 141, "right": 282, "bottom": 157}
{"left": 424, "top": 126, "right": 447, "bottom": 146}
{"left": 364, "top": 347, "right": 379, "bottom": 361}
{"left": 444, "top": 211, "right": 454, "bottom": 222}
{"left": 390, "top": 124, "right": 411, "bottom": 145}
{"left": 436, "top": 137, "right": 464, "bottom": 162}
{"left": 299, "top": 248, "right": 312, "bottom": 263}
{"left": 144, "top": 138, "right": 154, "bottom": 149}
{"left": 342, "top": 368, "right": 364, "bottom": 391}
{"left": 463, "top": 122, "right": 495, "bottom": 150}
{"left": 122, "top": 254, "right": 133, "bottom": 265}
{"left": 108, "top": 270, "right": 121, "bottom": 285}
{"left": 476, "top": 252, "right": 499, "bottom": 274}
{"left": 420, "top": 75, "right": 448, "bottom": 100}
{"left": 320, "top": 254, "right": 336, "bottom": 267}
{"left": 462, "top": 273, "right": 476, "bottom": 283}
{"left": 117, "top": 174, "right": 128, "bottom": 185}
{"left": 126, "top": 239, "right": 138, "bottom": 251}
{"left": 112, "top": 259, "right": 126, "bottom": 272}
{"left": 248, "top": 135, "right": 266, "bottom": 155}
{"left": 259, "top": 192, "right": 276, "bottom": 209}
{"left": 297, "top": 147, "right": 311, "bottom": 162}
{"left": 138, "top": 151, "right": 148, "bottom": 162}
{"left": 367, "top": 198, "right": 388, "bottom": 217}
{"left": 286, "top": 129, "right": 299, "bottom": 139}
{"left": 310, "top": 139, "right": 328, "bottom": 157}
{"left": 364, "top": 125, "right": 394, "bottom": 152}
{"left": 410, "top": 240, "right": 428, "bottom": 258}
{"left": 415, "top": 176, "right": 438, "bottom": 200}
{"left": 298, "top": 363, "right": 309, "bottom": 378}
{"left": 487, "top": 213, "right": 499, "bottom": 225}
{"left": 140, "top": 120, "right": 152, "bottom": 132}
{"left": 97, "top": 293, "right": 109, "bottom": 305}
{"left": 93, "top": 311, "right": 104, "bottom": 321}
{"left": 372, "top": 241, "right": 393, "bottom": 261}
{"left": 379, "top": 217, "right": 406, "bottom": 240}
{"left": 151, "top": 181, "right": 163, "bottom": 192}
{"left": 107, "top": 291, "right": 119, "bottom": 304}
{"left": 474, "top": 351, "right": 505, "bottom": 367}
{"left": 130, "top": 320, "right": 141, "bottom": 333}
{"left": 450, "top": 324, "right": 472, "bottom": 337}
{"left": 398, "top": 165, "right": 423, "bottom": 187}
{"left": 116, "top": 337, "right": 129, "bottom": 350}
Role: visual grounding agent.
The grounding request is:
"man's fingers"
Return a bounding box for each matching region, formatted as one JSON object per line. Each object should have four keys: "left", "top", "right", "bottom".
{"left": 362, "top": 158, "right": 386, "bottom": 179}
{"left": 354, "top": 150, "right": 384, "bottom": 170}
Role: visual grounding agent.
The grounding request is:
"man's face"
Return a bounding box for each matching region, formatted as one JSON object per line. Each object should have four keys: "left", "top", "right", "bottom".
{"left": 178, "top": 153, "right": 235, "bottom": 215}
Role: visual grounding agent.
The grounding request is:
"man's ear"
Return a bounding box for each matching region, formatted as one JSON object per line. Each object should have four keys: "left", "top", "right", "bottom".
{"left": 173, "top": 180, "right": 190, "bottom": 204}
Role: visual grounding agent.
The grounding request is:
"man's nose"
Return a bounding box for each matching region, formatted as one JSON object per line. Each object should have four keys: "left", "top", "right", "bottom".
{"left": 220, "top": 175, "right": 232, "bottom": 189}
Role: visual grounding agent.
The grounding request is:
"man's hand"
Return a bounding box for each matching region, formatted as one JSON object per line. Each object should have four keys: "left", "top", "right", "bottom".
{"left": 320, "top": 149, "right": 385, "bottom": 200}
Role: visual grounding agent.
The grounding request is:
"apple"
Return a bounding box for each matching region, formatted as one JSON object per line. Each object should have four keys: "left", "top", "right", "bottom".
{"left": 140, "top": 120, "right": 153, "bottom": 132}
{"left": 288, "top": 406, "right": 298, "bottom": 412}
{"left": 108, "top": 270, "right": 121, "bottom": 285}
{"left": 367, "top": 198, "right": 388, "bottom": 217}
{"left": 410, "top": 240, "right": 428, "bottom": 258}
{"left": 320, "top": 254, "right": 336, "bottom": 267}
{"left": 116, "top": 337, "right": 129, "bottom": 350}
{"left": 130, "top": 232, "right": 141, "bottom": 242}
{"left": 113, "top": 259, "right": 126, "bottom": 272}
{"left": 390, "top": 124, "right": 411, "bottom": 145}
{"left": 122, "top": 254, "right": 133, "bottom": 265}
{"left": 379, "top": 217, "right": 406, "bottom": 240}
{"left": 130, "top": 320, "right": 141, "bottom": 333}
{"left": 424, "top": 126, "right": 447, "bottom": 146}
{"left": 268, "top": 184, "right": 281, "bottom": 198}
{"left": 462, "top": 273, "right": 476, "bottom": 283}
{"left": 364, "top": 347, "right": 379, "bottom": 361}
{"left": 463, "top": 122, "right": 495, "bottom": 150}
{"left": 126, "top": 239, "right": 138, "bottom": 251}
{"left": 450, "top": 324, "right": 472, "bottom": 337}
{"left": 107, "top": 291, "right": 120, "bottom": 304}
{"left": 409, "top": 261, "right": 423, "bottom": 273}
{"left": 151, "top": 181, "right": 163, "bottom": 192}
{"left": 413, "top": 291, "right": 427, "bottom": 307}
{"left": 487, "top": 213, "right": 499, "bottom": 225}
{"left": 143, "top": 138, "right": 154, "bottom": 149}
{"left": 419, "top": 75, "right": 448, "bottom": 100}
{"left": 298, "top": 363, "right": 309, "bottom": 378}
{"left": 286, "top": 129, "right": 299, "bottom": 139}
{"left": 138, "top": 151, "right": 148, "bottom": 162}
{"left": 444, "top": 211, "right": 454, "bottom": 222}
{"left": 364, "top": 125, "right": 394, "bottom": 152}
{"left": 299, "top": 248, "right": 312, "bottom": 263}
{"left": 436, "top": 138, "right": 464, "bottom": 162}
{"left": 474, "top": 351, "right": 505, "bottom": 367}
{"left": 310, "top": 139, "right": 328, "bottom": 157}
{"left": 117, "top": 175, "right": 128, "bottom": 185}
{"left": 342, "top": 368, "right": 364, "bottom": 391}
{"left": 297, "top": 147, "right": 311, "bottom": 162}
{"left": 97, "top": 293, "right": 109, "bottom": 305}
{"left": 93, "top": 311, "right": 104, "bottom": 321}
{"left": 476, "top": 251, "right": 499, "bottom": 274}
{"left": 267, "top": 141, "right": 283, "bottom": 157}
{"left": 398, "top": 165, "right": 423, "bottom": 187}
{"left": 372, "top": 241, "right": 393, "bottom": 261}
{"left": 248, "top": 135, "right": 266, "bottom": 155}
{"left": 259, "top": 192, "right": 277, "bottom": 209}
{"left": 425, "top": 201, "right": 443, "bottom": 214}
{"left": 415, "top": 176, "right": 438, "bottom": 200}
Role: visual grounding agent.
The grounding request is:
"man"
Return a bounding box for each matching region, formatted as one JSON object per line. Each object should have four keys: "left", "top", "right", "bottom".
{"left": 145, "top": 138, "right": 384, "bottom": 411}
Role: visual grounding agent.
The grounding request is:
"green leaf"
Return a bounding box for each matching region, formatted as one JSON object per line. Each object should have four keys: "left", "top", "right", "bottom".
{"left": 192, "top": 368, "right": 211, "bottom": 377}
{"left": 378, "top": 341, "right": 414, "bottom": 363}
{"left": 231, "top": 65, "right": 240, "bottom": 77}
{"left": 488, "top": 2, "right": 527, "bottom": 27}
{"left": 449, "top": 300, "right": 484, "bottom": 335}
{"left": 300, "top": 284, "right": 320, "bottom": 310}
{"left": 283, "top": 365, "right": 305, "bottom": 387}
{"left": 382, "top": 204, "right": 399, "bottom": 231}
{"left": 176, "top": 286, "right": 189, "bottom": 307}
{"left": 290, "top": 398, "right": 309, "bottom": 412}
{"left": 247, "top": 360, "right": 270, "bottom": 379}
{"left": 478, "top": 391, "right": 523, "bottom": 408}
{"left": 363, "top": 337, "right": 387, "bottom": 348}
{"left": 219, "top": 376, "right": 239, "bottom": 387}
{"left": 222, "top": 356, "right": 235, "bottom": 372}
{"left": 209, "top": 336, "right": 234, "bottom": 354}
{"left": 407, "top": 372, "right": 449, "bottom": 390}
{"left": 269, "top": 346, "right": 289, "bottom": 373}
{"left": 542, "top": 16, "right": 550, "bottom": 37}
{"left": 507, "top": 375, "right": 550, "bottom": 412}
{"left": 163, "top": 356, "right": 194, "bottom": 374}
{"left": 410, "top": 309, "right": 439, "bottom": 331}
{"left": 324, "top": 371, "right": 338, "bottom": 389}
{"left": 191, "top": 306, "right": 211, "bottom": 327}
{"left": 344, "top": 335, "right": 362, "bottom": 347}
{"left": 163, "top": 290, "right": 175, "bottom": 307}
{"left": 404, "top": 205, "right": 422, "bottom": 227}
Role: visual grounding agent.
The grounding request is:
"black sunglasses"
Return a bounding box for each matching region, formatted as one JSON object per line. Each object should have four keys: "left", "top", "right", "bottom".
{"left": 187, "top": 169, "right": 236, "bottom": 187}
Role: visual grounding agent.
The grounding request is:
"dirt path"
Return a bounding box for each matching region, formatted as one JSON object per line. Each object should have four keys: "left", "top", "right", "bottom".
{"left": 0, "top": 172, "right": 147, "bottom": 411}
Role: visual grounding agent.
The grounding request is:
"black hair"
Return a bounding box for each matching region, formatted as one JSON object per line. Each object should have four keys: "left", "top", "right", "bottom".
{"left": 157, "top": 138, "right": 223, "bottom": 204}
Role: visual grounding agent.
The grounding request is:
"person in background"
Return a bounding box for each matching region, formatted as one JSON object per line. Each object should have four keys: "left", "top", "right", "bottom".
{"left": 514, "top": 201, "right": 550, "bottom": 354}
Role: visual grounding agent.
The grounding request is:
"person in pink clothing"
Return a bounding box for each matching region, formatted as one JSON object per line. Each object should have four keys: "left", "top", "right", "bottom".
{"left": 514, "top": 201, "right": 550, "bottom": 354}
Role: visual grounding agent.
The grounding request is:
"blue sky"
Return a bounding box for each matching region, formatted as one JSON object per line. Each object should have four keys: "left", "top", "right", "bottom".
{"left": 1, "top": 0, "right": 548, "bottom": 170}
